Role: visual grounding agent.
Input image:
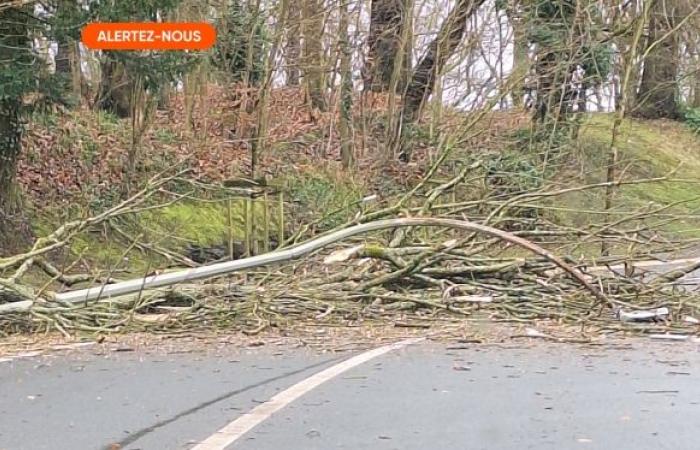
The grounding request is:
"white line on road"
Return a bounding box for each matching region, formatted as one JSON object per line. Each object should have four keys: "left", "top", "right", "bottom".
{"left": 190, "top": 337, "right": 425, "bottom": 450}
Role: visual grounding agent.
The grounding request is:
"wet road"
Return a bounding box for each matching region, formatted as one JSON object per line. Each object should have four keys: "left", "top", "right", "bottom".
{"left": 2, "top": 339, "right": 699, "bottom": 450}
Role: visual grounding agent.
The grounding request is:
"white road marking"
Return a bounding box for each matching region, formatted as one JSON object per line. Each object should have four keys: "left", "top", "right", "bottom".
{"left": 190, "top": 337, "right": 425, "bottom": 450}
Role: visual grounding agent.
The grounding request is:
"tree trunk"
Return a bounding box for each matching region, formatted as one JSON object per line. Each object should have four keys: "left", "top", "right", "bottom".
{"left": 0, "top": 7, "right": 30, "bottom": 214}
{"left": 252, "top": 0, "right": 289, "bottom": 177}
{"left": 364, "top": 0, "right": 411, "bottom": 93}
{"left": 339, "top": 0, "right": 354, "bottom": 168}
{"left": 693, "top": 69, "right": 700, "bottom": 108}
{"left": 0, "top": 100, "right": 22, "bottom": 215}
{"left": 301, "top": 0, "right": 327, "bottom": 111}
{"left": 54, "top": 0, "right": 84, "bottom": 102}
{"left": 286, "top": 5, "right": 301, "bottom": 86}
{"left": 632, "top": 0, "right": 680, "bottom": 119}
{"left": 531, "top": 1, "right": 587, "bottom": 126}
{"left": 402, "top": 0, "right": 486, "bottom": 123}
{"left": 55, "top": 40, "right": 72, "bottom": 76}
{"left": 690, "top": 40, "right": 700, "bottom": 108}
{"left": 400, "top": 0, "right": 486, "bottom": 136}
{"left": 507, "top": 4, "right": 528, "bottom": 108}
{"left": 96, "top": 58, "right": 133, "bottom": 118}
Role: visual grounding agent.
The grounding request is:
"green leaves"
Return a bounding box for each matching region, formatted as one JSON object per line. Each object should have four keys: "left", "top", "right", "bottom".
{"left": 0, "top": 5, "right": 50, "bottom": 114}
{"left": 90, "top": 0, "right": 197, "bottom": 95}
{"left": 212, "top": 0, "right": 267, "bottom": 83}
{"left": 581, "top": 42, "right": 613, "bottom": 82}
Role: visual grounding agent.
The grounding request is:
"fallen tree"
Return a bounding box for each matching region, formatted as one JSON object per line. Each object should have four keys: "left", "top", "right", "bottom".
{"left": 2, "top": 157, "right": 700, "bottom": 337}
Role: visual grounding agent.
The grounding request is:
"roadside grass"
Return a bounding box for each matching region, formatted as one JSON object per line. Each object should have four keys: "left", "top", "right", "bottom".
{"left": 547, "top": 114, "right": 700, "bottom": 240}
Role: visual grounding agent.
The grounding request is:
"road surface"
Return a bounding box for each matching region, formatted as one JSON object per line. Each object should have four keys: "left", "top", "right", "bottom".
{"left": 2, "top": 338, "right": 699, "bottom": 450}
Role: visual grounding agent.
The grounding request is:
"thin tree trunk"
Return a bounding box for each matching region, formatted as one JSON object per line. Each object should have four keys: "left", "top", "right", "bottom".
{"left": 55, "top": 40, "right": 72, "bottom": 76}
{"left": 602, "top": 0, "right": 650, "bottom": 256}
{"left": 55, "top": 1, "right": 84, "bottom": 102}
{"left": 286, "top": 5, "right": 301, "bottom": 86}
{"left": 302, "top": 0, "right": 327, "bottom": 111}
{"left": 338, "top": 0, "right": 354, "bottom": 168}
{"left": 401, "top": 0, "right": 486, "bottom": 124}
{"left": 397, "top": 0, "right": 486, "bottom": 159}
{"left": 693, "top": 72, "right": 700, "bottom": 108}
{"left": 506, "top": 4, "right": 528, "bottom": 108}
{"left": 54, "top": 0, "right": 75, "bottom": 76}
{"left": 632, "top": 0, "right": 680, "bottom": 119}
{"left": 252, "top": 0, "right": 290, "bottom": 177}
{"left": 691, "top": 41, "right": 700, "bottom": 107}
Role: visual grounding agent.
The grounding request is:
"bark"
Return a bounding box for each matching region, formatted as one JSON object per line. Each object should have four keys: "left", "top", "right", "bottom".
{"left": 577, "top": 82, "right": 588, "bottom": 113}
{"left": 252, "top": 0, "right": 290, "bottom": 176}
{"left": 301, "top": 0, "right": 327, "bottom": 111}
{"left": 531, "top": 2, "right": 586, "bottom": 125}
{"left": 690, "top": 39, "right": 700, "bottom": 107}
{"left": 396, "top": 0, "right": 485, "bottom": 160}
{"left": 693, "top": 70, "right": 700, "bottom": 108}
{"left": 96, "top": 58, "right": 133, "bottom": 118}
{"left": 54, "top": 0, "right": 84, "bottom": 101}
{"left": 54, "top": 40, "right": 72, "bottom": 76}
{"left": 339, "top": 0, "right": 354, "bottom": 168}
{"left": 0, "top": 7, "right": 30, "bottom": 214}
{"left": 0, "top": 100, "right": 22, "bottom": 214}
{"left": 364, "top": 0, "right": 411, "bottom": 92}
{"left": 632, "top": 0, "right": 680, "bottom": 120}
{"left": 54, "top": 0, "right": 76, "bottom": 76}
{"left": 508, "top": 9, "right": 529, "bottom": 108}
{"left": 401, "top": 0, "right": 486, "bottom": 125}
{"left": 286, "top": 5, "right": 301, "bottom": 86}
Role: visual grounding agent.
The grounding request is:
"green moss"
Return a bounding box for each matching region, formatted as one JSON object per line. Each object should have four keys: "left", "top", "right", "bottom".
{"left": 31, "top": 199, "right": 281, "bottom": 276}
{"left": 143, "top": 202, "right": 230, "bottom": 246}
{"left": 134, "top": 199, "right": 280, "bottom": 250}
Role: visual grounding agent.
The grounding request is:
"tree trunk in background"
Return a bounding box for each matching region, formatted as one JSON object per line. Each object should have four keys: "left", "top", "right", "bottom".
{"left": 506, "top": 4, "right": 528, "bottom": 108}
{"left": 365, "top": 0, "right": 410, "bottom": 93}
{"left": 693, "top": 68, "right": 700, "bottom": 108}
{"left": 0, "top": 100, "right": 22, "bottom": 215}
{"left": 252, "top": 0, "right": 289, "bottom": 177}
{"left": 338, "top": 0, "right": 354, "bottom": 168}
{"left": 96, "top": 58, "right": 133, "bottom": 118}
{"left": 302, "top": 0, "right": 327, "bottom": 111}
{"left": 691, "top": 39, "right": 700, "bottom": 107}
{"left": 0, "top": 7, "right": 30, "bottom": 214}
{"left": 397, "top": 0, "right": 486, "bottom": 160}
{"left": 55, "top": 40, "right": 72, "bottom": 76}
{"left": 286, "top": 6, "right": 301, "bottom": 86}
{"left": 530, "top": 1, "right": 588, "bottom": 126}
{"left": 632, "top": 0, "right": 680, "bottom": 119}
{"left": 55, "top": 0, "right": 84, "bottom": 102}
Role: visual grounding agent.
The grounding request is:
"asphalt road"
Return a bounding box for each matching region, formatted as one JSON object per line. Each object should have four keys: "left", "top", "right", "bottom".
{"left": 2, "top": 339, "right": 700, "bottom": 450}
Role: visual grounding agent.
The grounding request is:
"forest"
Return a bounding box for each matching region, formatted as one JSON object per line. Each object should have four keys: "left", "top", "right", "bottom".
{"left": 1, "top": 0, "right": 700, "bottom": 339}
